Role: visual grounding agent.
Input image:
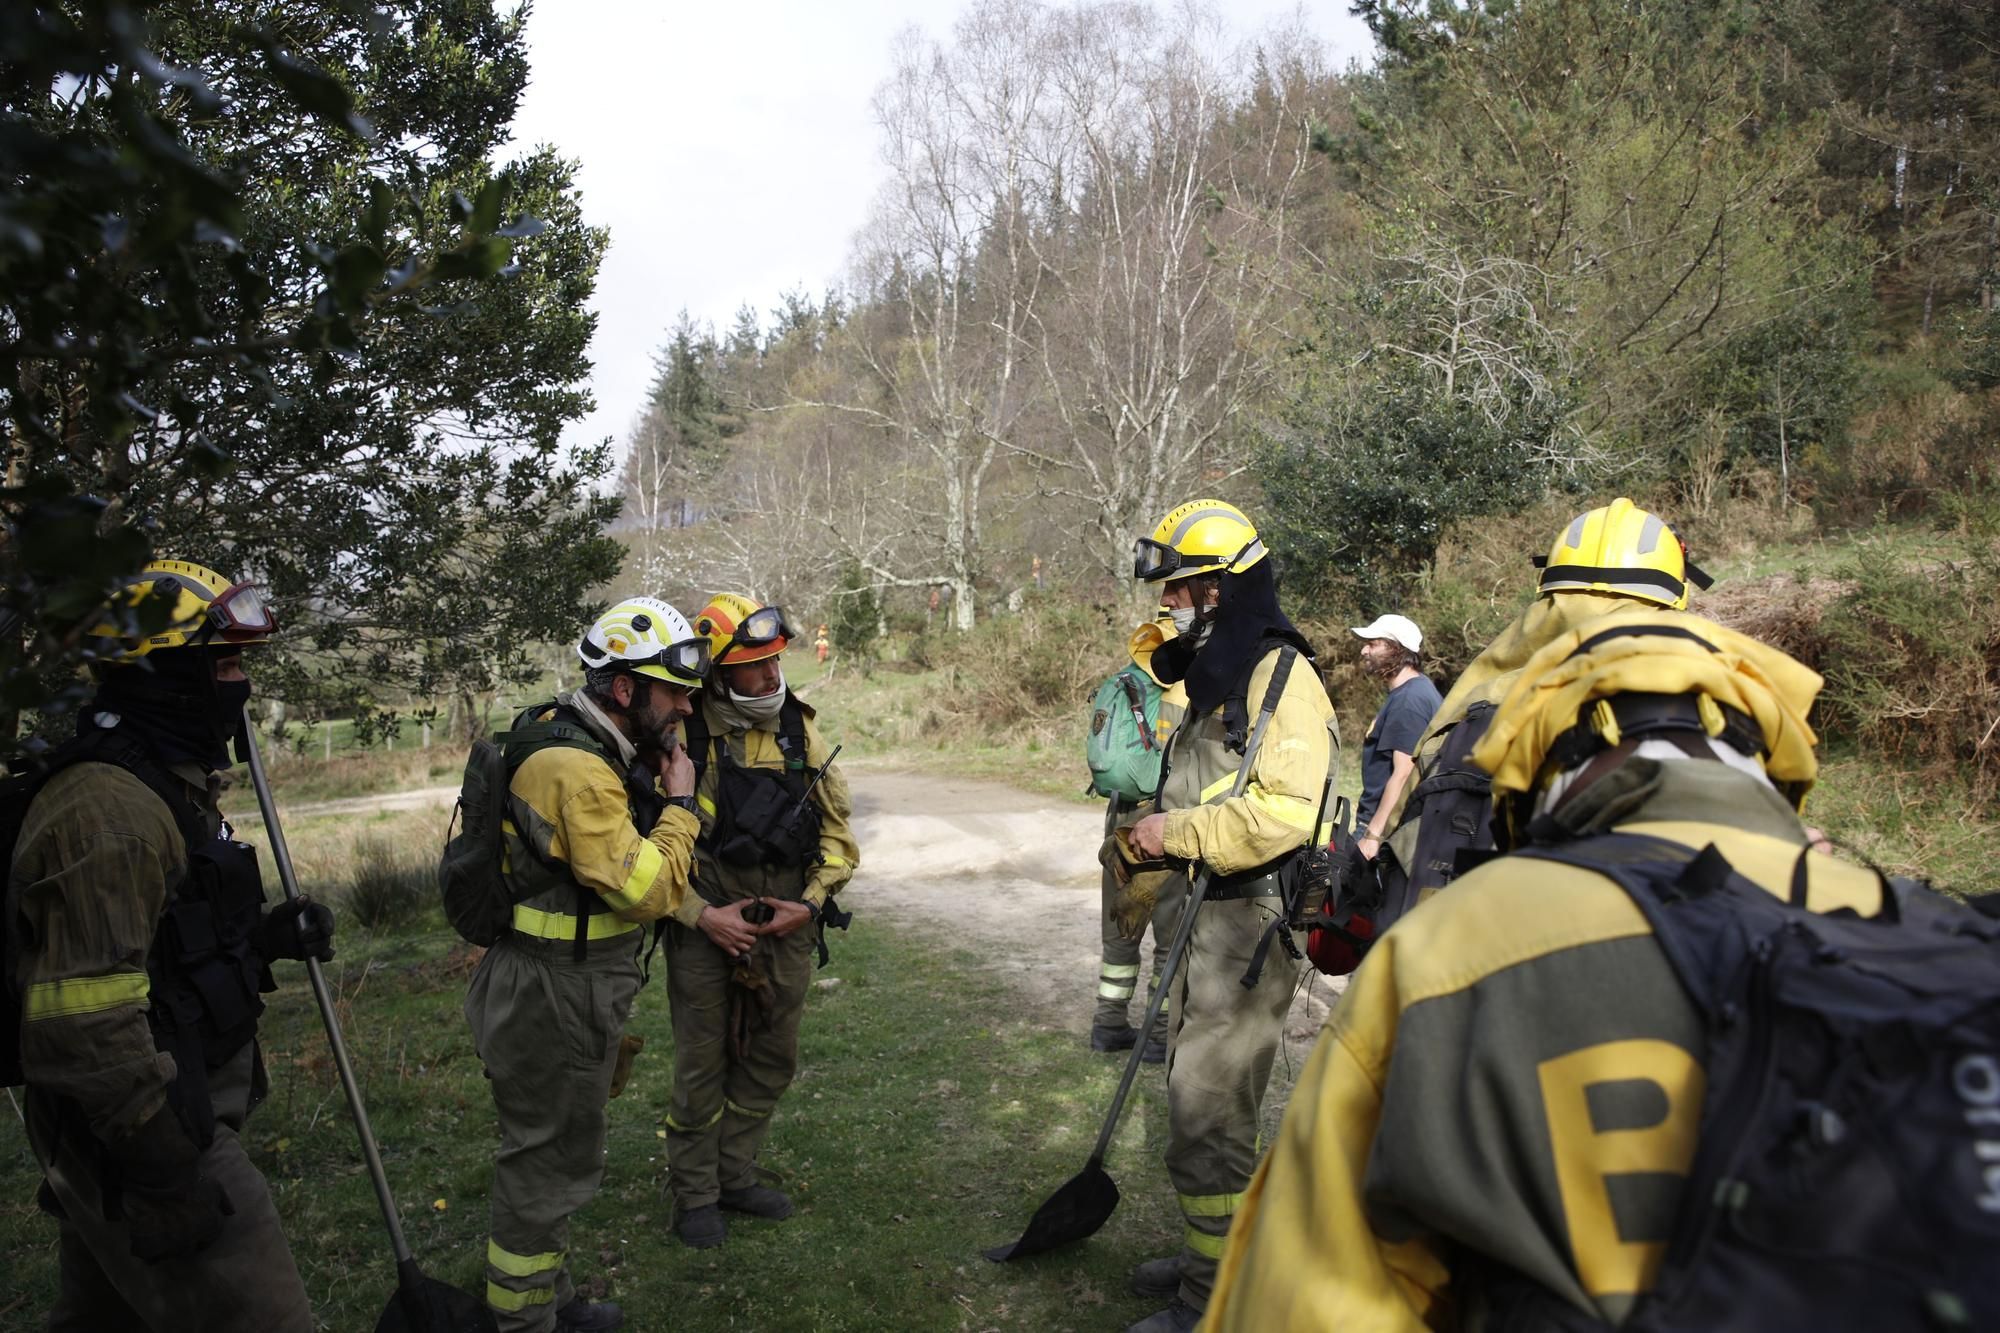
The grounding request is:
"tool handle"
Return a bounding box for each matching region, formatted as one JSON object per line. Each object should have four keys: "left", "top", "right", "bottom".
{"left": 240, "top": 713, "right": 415, "bottom": 1266}
{"left": 1085, "top": 693, "right": 1285, "bottom": 1166}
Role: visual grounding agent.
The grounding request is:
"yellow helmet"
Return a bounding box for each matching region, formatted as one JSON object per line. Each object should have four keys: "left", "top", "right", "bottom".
{"left": 1472, "top": 609, "right": 1822, "bottom": 848}
{"left": 1134, "top": 499, "right": 1267, "bottom": 582}
{"left": 693, "top": 593, "right": 796, "bottom": 667}
{"left": 577, "top": 597, "right": 709, "bottom": 685}
{"left": 1534, "top": 498, "right": 1711, "bottom": 610}
{"left": 89, "top": 559, "right": 278, "bottom": 660}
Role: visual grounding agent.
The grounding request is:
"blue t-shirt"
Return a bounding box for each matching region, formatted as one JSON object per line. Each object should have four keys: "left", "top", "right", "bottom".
{"left": 1357, "top": 673, "right": 1443, "bottom": 832}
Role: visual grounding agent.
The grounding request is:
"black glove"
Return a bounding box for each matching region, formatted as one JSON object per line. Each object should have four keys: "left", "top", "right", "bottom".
{"left": 256, "top": 895, "right": 336, "bottom": 963}
{"left": 108, "top": 1107, "right": 234, "bottom": 1263}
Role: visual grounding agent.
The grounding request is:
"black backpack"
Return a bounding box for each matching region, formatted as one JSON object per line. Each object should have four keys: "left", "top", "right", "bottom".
{"left": 1, "top": 728, "right": 209, "bottom": 1087}
{"left": 438, "top": 703, "right": 637, "bottom": 954}
{"left": 1490, "top": 831, "right": 2000, "bottom": 1332}
{"left": 1375, "top": 699, "right": 1498, "bottom": 927}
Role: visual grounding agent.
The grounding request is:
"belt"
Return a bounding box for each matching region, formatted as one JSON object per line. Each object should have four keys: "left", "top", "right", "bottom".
{"left": 510, "top": 903, "right": 639, "bottom": 942}
{"left": 1206, "top": 879, "right": 1283, "bottom": 903}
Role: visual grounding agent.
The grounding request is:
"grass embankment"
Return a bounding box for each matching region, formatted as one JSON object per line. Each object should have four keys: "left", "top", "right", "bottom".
{"left": 0, "top": 892, "right": 1198, "bottom": 1331}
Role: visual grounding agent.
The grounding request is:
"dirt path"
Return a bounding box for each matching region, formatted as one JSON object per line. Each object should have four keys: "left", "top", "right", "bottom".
{"left": 235, "top": 765, "right": 1343, "bottom": 1055}
{"left": 845, "top": 768, "right": 1340, "bottom": 1054}
{"left": 231, "top": 784, "right": 460, "bottom": 825}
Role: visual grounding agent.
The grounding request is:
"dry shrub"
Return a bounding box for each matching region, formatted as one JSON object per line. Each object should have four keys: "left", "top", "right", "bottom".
{"left": 342, "top": 834, "right": 431, "bottom": 932}
{"left": 1812, "top": 508, "right": 2000, "bottom": 808}
{"left": 928, "top": 597, "right": 1126, "bottom": 742}
{"left": 1692, "top": 572, "right": 1849, "bottom": 672}
{"left": 1815, "top": 380, "right": 1998, "bottom": 521}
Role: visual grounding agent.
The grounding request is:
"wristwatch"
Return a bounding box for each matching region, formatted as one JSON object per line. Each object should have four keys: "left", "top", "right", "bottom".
{"left": 664, "top": 794, "right": 698, "bottom": 814}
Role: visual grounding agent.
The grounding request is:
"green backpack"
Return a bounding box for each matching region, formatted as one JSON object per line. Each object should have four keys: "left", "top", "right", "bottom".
{"left": 1085, "top": 666, "right": 1164, "bottom": 803}
{"left": 437, "top": 703, "right": 607, "bottom": 947}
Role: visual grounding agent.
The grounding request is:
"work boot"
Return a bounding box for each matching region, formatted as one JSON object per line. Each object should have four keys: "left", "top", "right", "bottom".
{"left": 1123, "top": 1299, "right": 1202, "bottom": 1333}
{"left": 1090, "top": 1023, "right": 1139, "bottom": 1053}
{"left": 718, "top": 1183, "right": 795, "bottom": 1220}
{"left": 555, "top": 1298, "right": 624, "bottom": 1331}
{"left": 1140, "top": 1035, "right": 1167, "bottom": 1064}
{"left": 1129, "top": 1255, "right": 1182, "bottom": 1301}
{"left": 675, "top": 1203, "right": 727, "bottom": 1249}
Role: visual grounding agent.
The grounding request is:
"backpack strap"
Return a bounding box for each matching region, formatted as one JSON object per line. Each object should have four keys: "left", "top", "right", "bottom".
{"left": 684, "top": 699, "right": 713, "bottom": 798}
{"left": 1222, "top": 641, "right": 1297, "bottom": 753}
{"left": 495, "top": 702, "right": 626, "bottom": 962}
{"left": 57, "top": 726, "right": 209, "bottom": 856}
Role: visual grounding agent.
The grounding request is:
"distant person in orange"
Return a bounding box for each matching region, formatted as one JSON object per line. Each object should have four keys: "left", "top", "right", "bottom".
{"left": 814, "top": 625, "right": 830, "bottom": 664}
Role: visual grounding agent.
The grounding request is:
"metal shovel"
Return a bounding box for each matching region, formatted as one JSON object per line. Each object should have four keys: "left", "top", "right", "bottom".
{"left": 239, "top": 714, "right": 497, "bottom": 1333}
{"left": 984, "top": 692, "right": 1285, "bottom": 1262}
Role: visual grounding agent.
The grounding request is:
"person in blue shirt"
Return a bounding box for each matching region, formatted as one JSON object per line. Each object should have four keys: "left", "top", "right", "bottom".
{"left": 1350, "top": 614, "right": 1443, "bottom": 861}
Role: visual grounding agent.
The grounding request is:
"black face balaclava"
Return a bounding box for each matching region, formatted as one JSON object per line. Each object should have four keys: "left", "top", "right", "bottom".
{"left": 90, "top": 647, "right": 249, "bottom": 770}
{"left": 1151, "top": 558, "right": 1314, "bottom": 716}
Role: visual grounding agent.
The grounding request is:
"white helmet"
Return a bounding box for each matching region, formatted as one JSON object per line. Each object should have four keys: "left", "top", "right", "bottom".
{"left": 577, "top": 597, "right": 710, "bottom": 686}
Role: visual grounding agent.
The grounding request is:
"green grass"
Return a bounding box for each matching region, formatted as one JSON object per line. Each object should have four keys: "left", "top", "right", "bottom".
{"left": 0, "top": 911, "right": 1194, "bottom": 1331}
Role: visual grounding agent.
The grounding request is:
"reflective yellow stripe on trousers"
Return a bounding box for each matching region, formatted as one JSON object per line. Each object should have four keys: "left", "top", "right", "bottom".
{"left": 510, "top": 903, "right": 638, "bottom": 941}
{"left": 485, "top": 1239, "right": 561, "bottom": 1312}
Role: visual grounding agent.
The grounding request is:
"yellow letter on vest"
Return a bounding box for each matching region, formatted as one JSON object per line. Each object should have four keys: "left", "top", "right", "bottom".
{"left": 1536, "top": 1039, "right": 1705, "bottom": 1299}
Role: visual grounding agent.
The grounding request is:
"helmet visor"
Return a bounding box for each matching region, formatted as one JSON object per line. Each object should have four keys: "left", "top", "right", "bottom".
{"left": 206, "top": 581, "right": 278, "bottom": 640}
{"left": 1133, "top": 538, "right": 1183, "bottom": 582}
{"left": 728, "top": 605, "right": 797, "bottom": 654}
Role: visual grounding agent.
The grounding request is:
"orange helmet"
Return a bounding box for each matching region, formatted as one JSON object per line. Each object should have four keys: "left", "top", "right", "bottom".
{"left": 693, "top": 593, "right": 796, "bottom": 667}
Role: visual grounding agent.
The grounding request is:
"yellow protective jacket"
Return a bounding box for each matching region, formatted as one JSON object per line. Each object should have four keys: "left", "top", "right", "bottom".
{"left": 503, "top": 697, "right": 703, "bottom": 939}
{"left": 6, "top": 760, "right": 218, "bottom": 1141}
{"left": 689, "top": 693, "right": 857, "bottom": 910}
{"left": 1203, "top": 760, "right": 1886, "bottom": 1332}
{"left": 1159, "top": 644, "right": 1334, "bottom": 876}
{"left": 1382, "top": 593, "right": 1650, "bottom": 851}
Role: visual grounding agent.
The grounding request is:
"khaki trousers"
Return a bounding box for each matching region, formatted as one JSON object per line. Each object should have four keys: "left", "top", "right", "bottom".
{"left": 1164, "top": 892, "right": 1301, "bottom": 1310}
{"left": 466, "top": 933, "right": 641, "bottom": 1332}
{"left": 27, "top": 1045, "right": 312, "bottom": 1333}
{"left": 662, "top": 920, "right": 815, "bottom": 1212}
{"left": 1095, "top": 836, "right": 1186, "bottom": 1043}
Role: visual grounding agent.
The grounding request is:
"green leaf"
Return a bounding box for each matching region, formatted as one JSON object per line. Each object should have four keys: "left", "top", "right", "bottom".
{"left": 470, "top": 178, "right": 508, "bottom": 236}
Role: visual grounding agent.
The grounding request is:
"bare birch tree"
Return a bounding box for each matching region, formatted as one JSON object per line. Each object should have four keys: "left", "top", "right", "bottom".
{"left": 1021, "top": 6, "right": 1329, "bottom": 589}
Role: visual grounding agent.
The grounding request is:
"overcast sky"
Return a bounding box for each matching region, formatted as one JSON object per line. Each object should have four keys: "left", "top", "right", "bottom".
{"left": 503, "top": 1, "right": 1375, "bottom": 459}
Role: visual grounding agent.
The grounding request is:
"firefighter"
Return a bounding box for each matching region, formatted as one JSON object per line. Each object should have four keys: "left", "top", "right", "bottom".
{"left": 664, "top": 594, "right": 859, "bottom": 1249}
{"left": 6, "top": 559, "right": 330, "bottom": 1332}
{"left": 1378, "top": 498, "right": 1710, "bottom": 912}
{"left": 1121, "top": 500, "right": 1337, "bottom": 1332}
{"left": 1203, "top": 609, "right": 1875, "bottom": 1330}
{"left": 1091, "top": 611, "right": 1189, "bottom": 1063}
{"left": 464, "top": 597, "right": 711, "bottom": 1332}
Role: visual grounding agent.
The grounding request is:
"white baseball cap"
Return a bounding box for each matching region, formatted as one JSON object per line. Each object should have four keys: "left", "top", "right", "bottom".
{"left": 1350, "top": 613, "right": 1423, "bottom": 653}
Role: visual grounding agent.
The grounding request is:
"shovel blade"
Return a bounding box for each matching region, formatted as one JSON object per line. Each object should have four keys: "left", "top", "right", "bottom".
{"left": 374, "top": 1259, "right": 498, "bottom": 1333}
{"left": 983, "top": 1160, "right": 1120, "bottom": 1262}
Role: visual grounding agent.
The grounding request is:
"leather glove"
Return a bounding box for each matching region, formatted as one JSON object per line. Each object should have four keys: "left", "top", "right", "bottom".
{"left": 257, "top": 896, "right": 336, "bottom": 963}
{"left": 108, "top": 1107, "right": 234, "bottom": 1263}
